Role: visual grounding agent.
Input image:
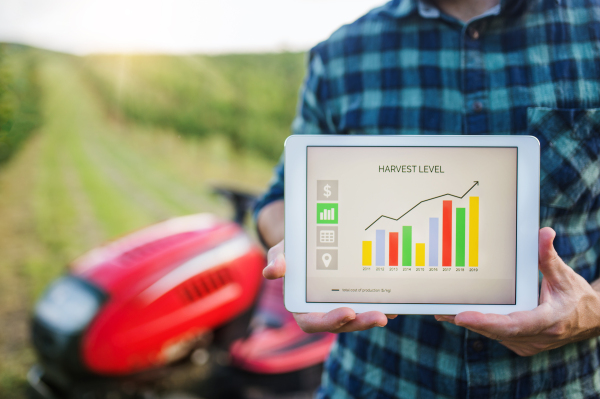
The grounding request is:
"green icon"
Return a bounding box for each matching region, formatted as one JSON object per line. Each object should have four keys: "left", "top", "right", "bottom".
{"left": 317, "top": 203, "right": 338, "bottom": 224}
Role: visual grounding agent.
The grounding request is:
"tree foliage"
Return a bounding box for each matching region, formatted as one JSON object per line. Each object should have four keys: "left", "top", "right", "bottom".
{"left": 0, "top": 44, "right": 42, "bottom": 165}
{"left": 81, "top": 52, "right": 306, "bottom": 161}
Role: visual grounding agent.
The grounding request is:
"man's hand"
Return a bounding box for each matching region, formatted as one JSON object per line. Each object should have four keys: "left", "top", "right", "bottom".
{"left": 436, "top": 227, "right": 600, "bottom": 356}
{"left": 264, "top": 240, "right": 395, "bottom": 333}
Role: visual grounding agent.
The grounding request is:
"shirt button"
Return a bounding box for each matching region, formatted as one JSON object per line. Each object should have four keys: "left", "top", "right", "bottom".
{"left": 472, "top": 340, "right": 484, "bottom": 352}
{"left": 468, "top": 27, "right": 480, "bottom": 40}
{"left": 473, "top": 101, "right": 483, "bottom": 112}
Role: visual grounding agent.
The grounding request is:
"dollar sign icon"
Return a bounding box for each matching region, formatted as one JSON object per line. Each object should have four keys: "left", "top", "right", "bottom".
{"left": 324, "top": 184, "right": 331, "bottom": 198}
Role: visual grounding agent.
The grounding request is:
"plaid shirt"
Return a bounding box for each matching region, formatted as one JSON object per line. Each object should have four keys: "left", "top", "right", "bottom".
{"left": 254, "top": 0, "right": 600, "bottom": 397}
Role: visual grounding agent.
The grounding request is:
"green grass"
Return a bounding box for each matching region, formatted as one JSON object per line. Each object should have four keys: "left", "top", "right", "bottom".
{"left": 0, "top": 47, "right": 290, "bottom": 398}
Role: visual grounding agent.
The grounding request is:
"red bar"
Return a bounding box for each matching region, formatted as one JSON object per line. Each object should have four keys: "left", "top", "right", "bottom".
{"left": 443, "top": 200, "right": 452, "bottom": 266}
{"left": 389, "top": 232, "right": 399, "bottom": 266}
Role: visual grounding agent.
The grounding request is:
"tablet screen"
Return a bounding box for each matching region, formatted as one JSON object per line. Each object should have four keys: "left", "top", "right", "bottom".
{"left": 306, "top": 146, "right": 517, "bottom": 305}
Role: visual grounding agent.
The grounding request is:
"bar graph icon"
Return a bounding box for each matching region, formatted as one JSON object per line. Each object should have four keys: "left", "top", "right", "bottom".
{"left": 317, "top": 203, "right": 338, "bottom": 224}
{"left": 322, "top": 208, "right": 335, "bottom": 221}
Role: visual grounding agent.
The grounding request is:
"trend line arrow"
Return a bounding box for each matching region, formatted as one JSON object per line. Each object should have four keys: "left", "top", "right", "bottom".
{"left": 365, "top": 181, "right": 479, "bottom": 231}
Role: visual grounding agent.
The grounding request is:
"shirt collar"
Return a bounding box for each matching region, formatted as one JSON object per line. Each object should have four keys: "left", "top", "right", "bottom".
{"left": 418, "top": 0, "right": 501, "bottom": 20}
{"left": 381, "top": 0, "right": 560, "bottom": 20}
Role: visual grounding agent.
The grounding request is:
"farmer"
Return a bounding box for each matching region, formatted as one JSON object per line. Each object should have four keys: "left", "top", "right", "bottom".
{"left": 256, "top": 0, "right": 600, "bottom": 397}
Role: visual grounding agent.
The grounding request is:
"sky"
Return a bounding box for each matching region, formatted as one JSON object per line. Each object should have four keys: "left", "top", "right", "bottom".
{"left": 0, "top": 0, "right": 387, "bottom": 55}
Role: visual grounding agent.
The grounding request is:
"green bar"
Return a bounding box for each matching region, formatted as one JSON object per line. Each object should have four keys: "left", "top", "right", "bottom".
{"left": 402, "top": 226, "right": 412, "bottom": 266}
{"left": 456, "top": 208, "right": 465, "bottom": 266}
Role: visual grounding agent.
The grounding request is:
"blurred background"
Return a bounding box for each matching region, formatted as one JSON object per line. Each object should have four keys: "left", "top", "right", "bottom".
{"left": 0, "top": 0, "right": 384, "bottom": 397}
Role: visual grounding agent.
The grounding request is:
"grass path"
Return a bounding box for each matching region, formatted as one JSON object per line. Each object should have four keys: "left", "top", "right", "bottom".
{"left": 0, "top": 54, "right": 274, "bottom": 398}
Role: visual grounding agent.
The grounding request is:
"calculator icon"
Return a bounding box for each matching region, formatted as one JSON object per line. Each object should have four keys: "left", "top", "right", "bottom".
{"left": 316, "top": 226, "right": 337, "bottom": 247}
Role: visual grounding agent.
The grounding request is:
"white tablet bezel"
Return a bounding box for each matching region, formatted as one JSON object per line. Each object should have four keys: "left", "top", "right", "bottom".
{"left": 284, "top": 135, "right": 539, "bottom": 315}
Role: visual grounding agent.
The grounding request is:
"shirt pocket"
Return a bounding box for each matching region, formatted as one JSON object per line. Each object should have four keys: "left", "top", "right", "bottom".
{"left": 528, "top": 107, "right": 600, "bottom": 210}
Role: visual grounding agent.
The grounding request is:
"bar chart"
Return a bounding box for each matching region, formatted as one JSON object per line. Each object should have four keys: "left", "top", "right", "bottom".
{"left": 361, "top": 182, "right": 480, "bottom": 268}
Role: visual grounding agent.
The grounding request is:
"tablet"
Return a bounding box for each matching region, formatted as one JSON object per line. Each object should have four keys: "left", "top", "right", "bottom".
{"left": 284, "top": 135, "right": 540, "bottom": 315}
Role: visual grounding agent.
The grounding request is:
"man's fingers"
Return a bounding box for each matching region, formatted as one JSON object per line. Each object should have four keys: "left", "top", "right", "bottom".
{"left": 294, "top": 309, "right": 388, "bottom": 333}
{"left": 263, "top": 240, "right": 285, "bottom": 279}
{"left": 454, "top": 304, "right": 554, "bottom": 339}
{"left": 266, "top": 240, "right": 284, "bottom": 263}
{"left": 538, "top": 227, "right": 569, "bottom": 286}
{"left": 435, "top": 315, "right": 455, "bottom": 323}
{"left": 294, "top": 308, "right": 356, "bottom": 333}
{"left": 263, "top": 253, "right": 285, "bottom": 279}
{"left": 335, "top": 311, "right": 389, "bottom": 332}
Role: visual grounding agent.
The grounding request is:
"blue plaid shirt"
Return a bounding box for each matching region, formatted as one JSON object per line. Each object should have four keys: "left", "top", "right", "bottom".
{"left": 255, "top": 0, "right": 600, "bottom": 397}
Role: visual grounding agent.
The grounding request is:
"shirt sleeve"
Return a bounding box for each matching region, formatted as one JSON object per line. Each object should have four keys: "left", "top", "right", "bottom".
{"left": 253, "top": 48, "right": 335, "bottom": 222}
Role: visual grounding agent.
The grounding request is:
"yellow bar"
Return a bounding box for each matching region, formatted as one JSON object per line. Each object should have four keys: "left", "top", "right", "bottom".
{"left": 416, "top": 243, "right": 425, "bottom": 266}
{"left": 362, "top": 241, "right": 372, "bottom": 266}
{"left": 469, "top": 197, "right": 479, "bottom": 266}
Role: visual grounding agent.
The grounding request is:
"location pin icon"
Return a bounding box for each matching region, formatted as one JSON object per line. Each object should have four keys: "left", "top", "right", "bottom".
{"left": 322, "top": 253, "right": 332, "bottom": 268}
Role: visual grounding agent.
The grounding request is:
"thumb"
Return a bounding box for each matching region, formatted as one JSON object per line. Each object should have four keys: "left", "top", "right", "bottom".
{"left": 263, "top": 240, "right": 286, "bottom": 280}
{"left": 538, "top": 227, "right": 568, "bottom": 286}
